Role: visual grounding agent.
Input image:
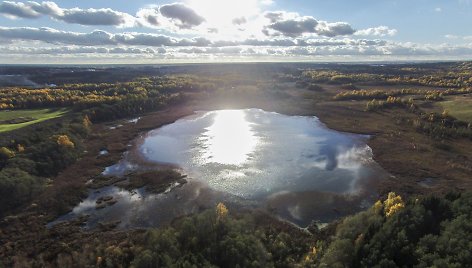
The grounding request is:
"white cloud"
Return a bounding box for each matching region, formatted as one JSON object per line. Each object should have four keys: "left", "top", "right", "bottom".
{"left": 3, "top": 40, "right": 472, "bottom": 63}
{"left": 0, "top": 1, "right": 41, "bottom": 18}
{"left": 2, "top": 26, "right": 472, "bottom": 62}
{"left": 262, "top": 11, "right": 355, "bottom": 37}
{"left": 0, "top": 26, "right": 382, "bottom": 49}
{"left": 0, "top": 1, "right": 136, "bottom": 26}
{"left": 0, "top": 1, "right": 207, "bottom": 29}
{"left": 261, "top": 0, "right": 274, "bottom": 5}
{"left": 0, "top": 45, "right": 163, "bottom": 55}
{"left": 1, "top": 1, "right": 471, "bottom": 62}
{"left": 0, "top": 26, "right": 214, "bottom": 46}
{"left": 136, "top": 8, "right": 161, "bottom": 27}
{"left": 435, "top": 7, "right": 442, "bottom": 12}
{"left": 445, "top": 34, "right": 459, "bottom": 39}
{"left": 355, "top": 26, "right": 397, "bottom": 37}
{"left": 444, "top": 34, "right": 472, "bottom": 41}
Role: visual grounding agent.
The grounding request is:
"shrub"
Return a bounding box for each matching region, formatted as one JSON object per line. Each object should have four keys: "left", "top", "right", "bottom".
{"left": 0, "top": 168, "right": 42, "bottom": 215}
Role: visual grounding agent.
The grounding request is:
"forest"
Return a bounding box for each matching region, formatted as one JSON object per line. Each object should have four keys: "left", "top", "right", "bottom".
{"left": 1, "top": 62, "right": 472, "bottom": 267}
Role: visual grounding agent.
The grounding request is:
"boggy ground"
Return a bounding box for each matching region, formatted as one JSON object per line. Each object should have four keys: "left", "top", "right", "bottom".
{"left": 1, "top": 81, "right": 471, "bottom": 265}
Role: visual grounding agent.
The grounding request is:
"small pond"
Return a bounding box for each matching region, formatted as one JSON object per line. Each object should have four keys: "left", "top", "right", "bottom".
{"left": 51, "top": 109, "right": 387, "bottom": 228}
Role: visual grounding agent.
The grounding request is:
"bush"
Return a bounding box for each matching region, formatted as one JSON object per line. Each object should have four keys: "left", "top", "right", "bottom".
{"left": 0, "top": 168, "right": 42, "bottom": 215}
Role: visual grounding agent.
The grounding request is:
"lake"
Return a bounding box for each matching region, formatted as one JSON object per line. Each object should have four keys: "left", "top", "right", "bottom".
{"left": 51, "top": 109, "right": 387, "bottom": 228}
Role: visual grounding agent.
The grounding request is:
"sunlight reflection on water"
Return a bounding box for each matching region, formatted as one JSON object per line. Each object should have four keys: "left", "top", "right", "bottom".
{"left": 51, "top": 109, "right": 388, "bottom": 229}
{"left": 139, "top": 109, "right": 381, "bottom": 199}
{"left": 199, "top": 110, "right": 259, "bottom": 165}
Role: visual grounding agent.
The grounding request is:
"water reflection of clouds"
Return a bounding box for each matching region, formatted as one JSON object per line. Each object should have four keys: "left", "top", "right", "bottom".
{"left": 137, "top": 109, "right": 381, "bottom": 199}
{"left": 52, "top": 109, "right": 388, "bottom": 229}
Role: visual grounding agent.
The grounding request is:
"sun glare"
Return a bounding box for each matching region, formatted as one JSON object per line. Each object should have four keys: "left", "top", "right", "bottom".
{"left": 187, "top": 0, "right": 260, "bottom": 27}
{"left": 200, "top": 110, "right": 259, "bottom": 165}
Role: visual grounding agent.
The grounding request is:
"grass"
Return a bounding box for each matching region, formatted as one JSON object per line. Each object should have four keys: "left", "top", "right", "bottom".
{"left": 0, "top": 108, "right": 69, "bottom": 133}
{"left": 439, "top": 97, "right": 472, "bottom": 123}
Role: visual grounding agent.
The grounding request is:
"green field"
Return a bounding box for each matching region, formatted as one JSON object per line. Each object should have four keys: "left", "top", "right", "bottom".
{"left": 0, "top": 108, "right": 69, "bottom": 133}
{"left": 439, "top": 98, "right": 472, "bottom": 123}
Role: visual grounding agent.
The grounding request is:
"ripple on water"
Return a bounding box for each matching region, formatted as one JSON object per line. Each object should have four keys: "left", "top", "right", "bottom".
{"left": 51, "top": 109, "right": 388, "bottom": 228}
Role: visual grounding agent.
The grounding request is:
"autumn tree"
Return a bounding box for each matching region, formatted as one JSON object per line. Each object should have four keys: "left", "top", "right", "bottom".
{"left": 56, "top": 135, "right": 75, "bottom": 148}
{"left": 384, "top": 192, "right": 405, "bottom": 217}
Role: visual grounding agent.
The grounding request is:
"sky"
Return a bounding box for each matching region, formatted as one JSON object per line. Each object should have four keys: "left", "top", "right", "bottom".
{"left": 0, "top": 0, "right": 472, "bottom": 63}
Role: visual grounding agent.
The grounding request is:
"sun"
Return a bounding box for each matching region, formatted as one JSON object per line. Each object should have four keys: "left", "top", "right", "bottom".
{"left": 186, "top": 0, "right": 260, "bottom": 27}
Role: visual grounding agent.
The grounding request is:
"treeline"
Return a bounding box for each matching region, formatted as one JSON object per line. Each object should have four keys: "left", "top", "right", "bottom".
{"left": 0, "top": 75, "right": 218, "bottom": 111}
{"left": 334, "top": 88, "right": 420, "bottom": 100}
{"left": 8, "top": 192, "right": 472, "bottom": 267}
{"left": 84, "top": 93, "right": 185, "bottom": 123}
{"left": 301, "top": 64, "right": 472, "bottom": 88}
{"left": 365, "top": 96, "right": 417, "bottom": 112}
{"left": 0, "top": 87, "right": 142, "bottom": 110}
{"left": 334, "top": 87, "right": 472, "bottom": 101}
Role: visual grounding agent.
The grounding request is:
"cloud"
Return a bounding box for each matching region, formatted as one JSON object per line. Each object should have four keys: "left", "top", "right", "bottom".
{"left": 4, "top": 40, "right": 472, "bottom": 62}
{"left": 136, "top": 8, "right": 161, "bottom": 27}
{"left": 0, "top": 26, "right": 388, "bottom": 49}
{"left": 264, "top": 11, "right": 284, "bottom": 23}
{"left": 0, "top": 1, "right": 42, "bottom": 18}
{"left": 264, "top": 16, "right": 318, "bottom": 37}
{"left": 0, "top": 26, "right": 360, "bottom": 48}
{"left": 261, "top": 0, "right": 274, "bottom": 5}
{"left": 159, "top": 3, "right": 205, "bottom": 29}
{"left": 29, "top": 1, "right": 62, "bottom": 16}
{"left": 444, "top": 34, "right": 472, "bottom": 41}
{"left": 316, "top": 21, "right": 355, "bottom": 37}
{"left": 262, "top": 11, "right": 354, "bottom": 37}
{"left": 0, "top": 1, "right": 354, "bottom": 39}
{"left": 0, "top": 26, "right": 216, "bottom": 47}
{"left": 3, "top": 26, "right": 472, "bottom": 61}
{"left": 207, "top": 27, "right": 218, "bottom": 33}
{"left": 0, "top": 1, "right": 205, "bottom": 30}
{"left": 0, "top": 46, "right": 163, "bottom": 55}
{"left": 57, "top": 8, "right": 135, "bottom": 26}
{"left": 0, "top": 1, "right": 135, "bottom": 26}
{"left": 435, "top": 7, "right": 442, "bottom": 12}
{"left": 0, "top": 27, "right": 115, "bottom": 46}
{"left": 355, "top": 26, "right": 397, "bottom": 37}
{"left": 445, "top": 34, "right": 459, "bottom": 39}
{"left": 232, "top": 17, "right": 247, "bottom": 25}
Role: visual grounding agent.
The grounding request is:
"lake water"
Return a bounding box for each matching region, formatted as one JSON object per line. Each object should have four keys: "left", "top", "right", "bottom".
{"left": 51, "top": 109, "right": 387, "bottom": 228}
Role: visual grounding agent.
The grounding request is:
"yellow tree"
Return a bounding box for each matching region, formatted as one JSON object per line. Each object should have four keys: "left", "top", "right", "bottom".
{"left": 384, "top": 192, "right": 405, "bottom": 217}
{"left": 216, "top": 202, "right": 228, "bottom": 221}
{"left": 0, "top": 147, "right": 15, "bottom": 159}
{"left": 57, "top": 135, "right": 75, "bottom": 148}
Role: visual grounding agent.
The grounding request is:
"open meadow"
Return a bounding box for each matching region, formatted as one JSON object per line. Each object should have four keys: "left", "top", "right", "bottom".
{"left": 0, "top": 108, "right": 69, "bottom": 133}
